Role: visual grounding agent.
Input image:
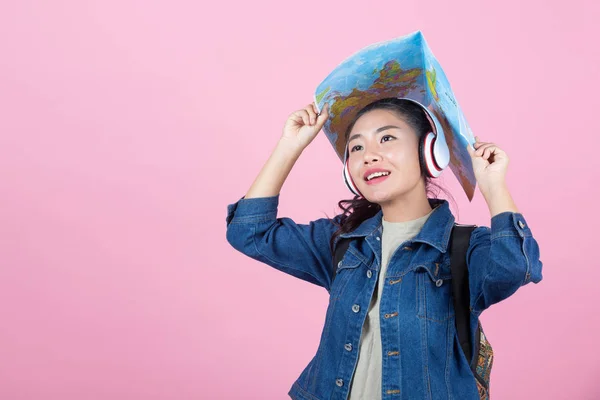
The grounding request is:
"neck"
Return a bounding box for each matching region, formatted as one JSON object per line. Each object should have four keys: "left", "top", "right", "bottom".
{"left": 380, "top": 185, "right": 433, "bottom": 223}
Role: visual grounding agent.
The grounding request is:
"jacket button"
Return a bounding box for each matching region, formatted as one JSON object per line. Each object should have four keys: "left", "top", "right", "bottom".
{"left": 376, "top": 236, "right": 380, "bottom": 241}
{"left": 367, "top": 270, "right": 373, "bottom": 278}
{"left": 345, "top": 343, "right": 353, "bottom": 351}
{"left": 435, "top": 279, "right": 443, "bottom": 287}
{"left": 518, "top": 220, "right": 526, "bottom": 229}
{"left": 352, "top": 304, "right": 360, "bottom": 313}
{"left": 338, "top": 261, "right": 342, "bottom": 268}
{"left": 336, "top": 378, "right": 344, "bottom": 387}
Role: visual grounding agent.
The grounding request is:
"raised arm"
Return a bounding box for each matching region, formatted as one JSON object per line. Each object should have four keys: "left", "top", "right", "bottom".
{"left": 244, "top": 102, "right": 329, "bottom": 199}
{"left": 465, "top": 137, "right": 543, "bottom": 313}
{"left": 225, "top": 103, "right": 340, "bottom": 290}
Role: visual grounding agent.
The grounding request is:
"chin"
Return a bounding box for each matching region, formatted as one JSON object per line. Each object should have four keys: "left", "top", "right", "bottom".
{"left": 363, "top": 189, "right": 401, "bottom": 204}
{"left": 360, "top": 181, "right": 417, "bottom": 204}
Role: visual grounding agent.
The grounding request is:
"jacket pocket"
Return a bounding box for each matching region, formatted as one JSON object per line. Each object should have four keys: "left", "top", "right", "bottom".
{"left": 415, "top": 263, "right": 454, "bottom": 324}
{"left": 330, "top": 248, "right": 363, "bottom": 300}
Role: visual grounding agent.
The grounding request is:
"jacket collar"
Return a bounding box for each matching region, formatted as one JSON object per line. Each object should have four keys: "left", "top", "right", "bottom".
{"left": 339, "top": 198, "right": 456, "bottom": 253}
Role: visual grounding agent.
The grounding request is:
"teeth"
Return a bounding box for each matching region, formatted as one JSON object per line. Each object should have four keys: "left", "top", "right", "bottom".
{"left": 366, "top": 171, "right": 390, "bottom": 181}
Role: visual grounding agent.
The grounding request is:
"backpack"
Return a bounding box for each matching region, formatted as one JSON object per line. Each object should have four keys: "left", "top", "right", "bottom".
{"left": 332, "top": 224, "right": 493, "bottom": 400}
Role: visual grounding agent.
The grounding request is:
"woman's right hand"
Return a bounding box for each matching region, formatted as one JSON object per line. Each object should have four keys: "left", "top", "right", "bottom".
{"left": 281, "top": 102, "right": 329, "bottom": 151}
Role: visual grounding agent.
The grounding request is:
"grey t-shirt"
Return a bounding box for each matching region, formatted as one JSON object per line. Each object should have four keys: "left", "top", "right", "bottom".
{"left": 348, "top": 207, "right": 435, "bottom": 400}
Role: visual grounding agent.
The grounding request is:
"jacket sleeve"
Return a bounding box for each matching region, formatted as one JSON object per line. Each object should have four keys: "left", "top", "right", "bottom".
{"left": 225, "top": 194, "right": 341, "bottom": 291}
{"left": 467, "top": 211, "right": 543, "bottom": 315}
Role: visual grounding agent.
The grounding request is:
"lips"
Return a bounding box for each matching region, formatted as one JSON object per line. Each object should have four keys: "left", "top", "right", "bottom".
{"left": 365, "top": 174, "right": 390, "bottom": 185}
{"left": 363, "top": 168, "right": 391, "bottom": 181}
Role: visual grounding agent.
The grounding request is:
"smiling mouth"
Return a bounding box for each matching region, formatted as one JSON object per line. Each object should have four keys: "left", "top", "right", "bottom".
{"left": 365, "top": 173, "right": 391, "bottom": 185}
{"left": 365, "top": 171, "right": 391, "bottom": 181}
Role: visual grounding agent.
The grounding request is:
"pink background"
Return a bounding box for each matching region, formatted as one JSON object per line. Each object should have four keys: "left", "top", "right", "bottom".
{"left": 0, "top": 1, "right": 598, "bottom": 399}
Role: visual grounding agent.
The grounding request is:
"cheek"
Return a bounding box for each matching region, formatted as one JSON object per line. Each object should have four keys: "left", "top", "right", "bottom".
{"left": 387, "top": 152, "right": 423, "bottom": 181}
{"left": 384, "top": 149, "right": 417, "bottom": 169}
{"left": 348, "top": 160, "right": 362, "bottom": 183}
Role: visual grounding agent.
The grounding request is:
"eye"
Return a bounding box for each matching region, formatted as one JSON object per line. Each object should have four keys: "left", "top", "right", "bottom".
{"left": 350, "top": 135, "right": 394, "bottom": 153}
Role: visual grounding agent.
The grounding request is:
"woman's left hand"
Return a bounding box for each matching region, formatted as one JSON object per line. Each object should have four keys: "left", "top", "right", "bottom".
{"left": 466, "top": 136, "right": 509, "bottom": 193}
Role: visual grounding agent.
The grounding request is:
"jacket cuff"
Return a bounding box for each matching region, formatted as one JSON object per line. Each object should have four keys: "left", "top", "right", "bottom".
{"left": 226, "top": 194, "right": 280, "bottom": 225}
{"left": 490, "top": 211, "right": 532, "bottom": 239}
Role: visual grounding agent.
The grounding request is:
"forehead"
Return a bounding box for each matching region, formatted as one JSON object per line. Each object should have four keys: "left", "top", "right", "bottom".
{"left": 347, "top": 109, "right": 412, "bottom": 140}
{"left": 350, "top": 109, "right": 409, "bottom": 132}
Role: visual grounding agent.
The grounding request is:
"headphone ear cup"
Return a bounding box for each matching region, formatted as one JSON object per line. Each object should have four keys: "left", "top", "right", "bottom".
{"left": 418, "top": 133, "right": 432, "bottom": 178}
{"left": 343, "top": 159, "right": 362, "bottom": 197}
{"left": 422, "top": 131, "right": 446, "bottom": 178}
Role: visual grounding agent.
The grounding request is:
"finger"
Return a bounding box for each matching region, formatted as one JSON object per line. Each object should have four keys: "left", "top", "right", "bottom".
{"left": 290, "top": 110, "right": 309, "bottom": 126}
{"left": 477, "top": 146, "right": 494, "bottom": 158}
{"left": 316, "top": 103, "right": 329, "bottom": 120}
{"left": 288, "top": 111, "right": 304, "bottom": 126}
{"left": 482, "top": 146, "right": 493, "bottom": 160}
{"left": 475, "top": 143, "right": 495, "bottom": 155}
{"left": 314, "top": 103, "right": 329, "bottom": 129}
{"left": 305, "top": 104, "right": 317, "bottom": 125}
{"left": 316, "top": 102, "right": 328, "bottom": 117}
{"left": 306, "top": 103, "right": 317, "bottom": 125}
{"left": 311, "top": 102, "right": 319, "bottom": 116}
{"left": 483, "top": 145, "right": 503, "bottom": 161}
{"left": 474, "top": 140, "right": 489, "bottom": 150}
{"left": 466, "top": 142, "right": 477, "bottom": 158}
{"left": 294, "top": 109, "right": 310, "bottom": 126}
{"left": 474, "top": 140, "right": 491, "bottom": 150}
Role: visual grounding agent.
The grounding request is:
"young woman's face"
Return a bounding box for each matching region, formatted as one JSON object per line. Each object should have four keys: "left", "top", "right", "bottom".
{"left": 346, "top": 108, "right": 424, "bottom": 204}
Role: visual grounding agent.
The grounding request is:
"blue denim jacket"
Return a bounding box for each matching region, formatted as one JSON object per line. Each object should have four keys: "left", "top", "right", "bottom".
{"left": 225, "top": 195, "right": 543, "bottom": 400}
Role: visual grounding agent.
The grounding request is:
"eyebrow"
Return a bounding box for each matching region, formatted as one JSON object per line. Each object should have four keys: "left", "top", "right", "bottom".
{"left": 347, "top": 125, "right": 401, "bottom": 144}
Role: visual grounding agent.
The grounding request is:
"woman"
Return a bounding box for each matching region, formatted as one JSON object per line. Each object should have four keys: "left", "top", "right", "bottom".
{"left": 225, "top": 98, "right": 543, "bottom": 400}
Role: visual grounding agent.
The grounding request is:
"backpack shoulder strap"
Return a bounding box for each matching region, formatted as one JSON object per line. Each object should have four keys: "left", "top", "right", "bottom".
{"left": 332, "top": 236, "right": 354, "bottom": 282}
{"left": 449, "top": 224, "right": 477, "bottom": 367}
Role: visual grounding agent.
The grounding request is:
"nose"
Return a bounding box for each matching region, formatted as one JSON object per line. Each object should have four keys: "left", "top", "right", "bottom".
{"left": 363, "top": 147, "right": 381, "bottom": 164}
